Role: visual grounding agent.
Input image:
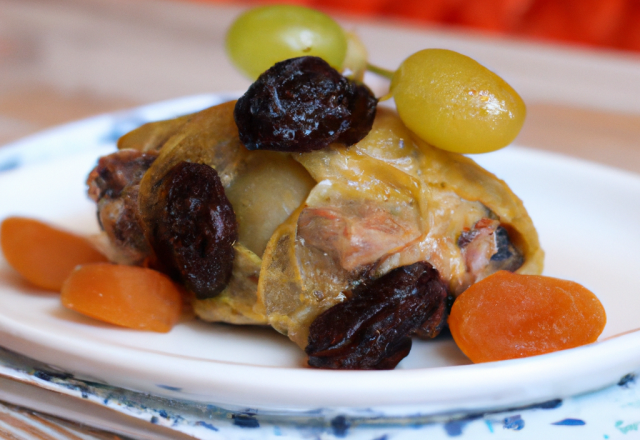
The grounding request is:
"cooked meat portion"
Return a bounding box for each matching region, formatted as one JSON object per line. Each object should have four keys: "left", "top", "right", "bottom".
{"left": 490, "top": 226, "right": 525, "bottom": 270}
{"left": 458, "top": 218, "right": 500, "bottom": 278}
{"left": 298, "top": 201, "right": 422, "bottom": 272}
{"left": 84, "top": 100, "right": 542, "bottom": 370}
{"left": 458, "top": 217, "right": 524, "bottom": 283}
{"left": 86, "top": 150, "right": 157, "bottom": 265}
{"left": 260, "top": 108, "right": 543, "bottom": 357}
{"left": 87, "top": 150, "right": 157, "bottom": 202}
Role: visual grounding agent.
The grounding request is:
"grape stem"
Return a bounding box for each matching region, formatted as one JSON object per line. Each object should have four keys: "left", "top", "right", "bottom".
{"left": 366, "top": 63, "right": 394, "bottom": 80}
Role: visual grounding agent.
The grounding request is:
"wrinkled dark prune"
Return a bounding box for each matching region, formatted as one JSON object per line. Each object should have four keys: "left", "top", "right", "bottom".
{"left": 152, "top": 161, "right": 237, "bottom": 299}
{"left": 414, "top": 292, "right": 450, "bottom": 339}
{"left": 306, "top": 262, "right": 448, "bottom": 370}
{"left": 234, "top": 56, "right": 377, "bottom": 153}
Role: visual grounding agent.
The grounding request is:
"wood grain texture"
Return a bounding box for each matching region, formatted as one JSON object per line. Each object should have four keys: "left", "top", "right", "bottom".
{"left": 0, "top": 400, "right": 127, "bottom": 440}
{"left": 518, "top": 103, "right": 640, "bottom": 174}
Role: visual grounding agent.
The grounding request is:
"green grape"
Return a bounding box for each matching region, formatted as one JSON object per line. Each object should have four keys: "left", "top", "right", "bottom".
{"left": 391, "top": 49, "right": 526, "bottom": 154}
{"left": 226, "top": 5, "right": 348, "bottom": 80}
{"left": 341, "top": 31, "right": 367, "bottom": 81}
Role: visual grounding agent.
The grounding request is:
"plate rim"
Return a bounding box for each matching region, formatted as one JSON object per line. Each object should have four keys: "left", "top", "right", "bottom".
{"left": 1, "top": 94, "right": 639, "bottom": 413}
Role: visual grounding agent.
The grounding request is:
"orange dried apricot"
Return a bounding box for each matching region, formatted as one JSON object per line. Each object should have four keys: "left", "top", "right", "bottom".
{"left": 1, "top": 217, "right": 108, "bottom": 290}
{"left": 448, "top": 270, "right": 606, "bottom": 363}
{"left": 61, "top": 263, "right": 182, "bottom": 333}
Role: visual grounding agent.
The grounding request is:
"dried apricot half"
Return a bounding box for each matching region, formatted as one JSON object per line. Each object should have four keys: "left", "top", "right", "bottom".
{"left": 61, "top": 263, "right": 182, "bottom": 333}
{"left": 1, "top": 217, "right": 108, "bottom": 290}
{"left": 448, "top": 270, "right": 606, "bottom": 363}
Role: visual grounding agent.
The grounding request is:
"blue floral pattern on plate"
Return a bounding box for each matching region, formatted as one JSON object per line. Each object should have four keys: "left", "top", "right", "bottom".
{"left": 0, "top": 346, "right": 638, "bottom": 439}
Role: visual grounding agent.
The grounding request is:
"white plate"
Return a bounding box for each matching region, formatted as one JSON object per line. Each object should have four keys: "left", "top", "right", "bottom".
{"left": 1, "top": 95, "right": 639, "bottom": 415}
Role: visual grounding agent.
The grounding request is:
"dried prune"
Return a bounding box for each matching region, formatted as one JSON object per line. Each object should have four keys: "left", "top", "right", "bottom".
{"left": 306, "top": 261, "right": 448, "bottom": 370}
{"left": 234, "top": 56, "right": 377, "bottom": 153}
{"left": 414, "top": 292, "right": 450, "bottom": 339}
{"left": 151, "top": 161, "right": 237, "bottom": 299}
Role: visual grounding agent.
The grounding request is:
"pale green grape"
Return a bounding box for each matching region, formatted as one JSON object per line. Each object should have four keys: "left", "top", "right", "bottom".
{"left": 341, "top": 31, "right": 367, "bottom": 81}
{"left": 391, "top": 49, "right": 526, "bottom": 154}
{"left": 226, "top": 5, "right": 347, "bottom": 80}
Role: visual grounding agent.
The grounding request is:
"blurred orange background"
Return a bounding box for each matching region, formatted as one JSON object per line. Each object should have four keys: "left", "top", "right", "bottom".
{"left": 183, "top": 0, "right": 640, "bottom": 52}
